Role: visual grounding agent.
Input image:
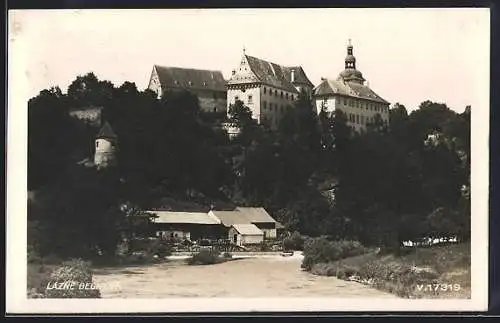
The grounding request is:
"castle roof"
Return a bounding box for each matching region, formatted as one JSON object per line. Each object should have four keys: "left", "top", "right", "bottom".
{"left": 153, "top": 65, "right": 226, "bottom": 92}
{"left": 313, "top": 78, "right": 389, "bottom": 104}
{"left": 96, "top": 121, "right": 117, "bottom": 140}
{"left": 228, "top": 55, "right": 313, "bottom": 92}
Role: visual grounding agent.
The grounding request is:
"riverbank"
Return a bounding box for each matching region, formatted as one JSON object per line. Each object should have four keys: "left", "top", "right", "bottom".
{"left": 308, "top": 242, "right": 470, "bottom": 299}
{"left": 167, "top": 251, "right": 304, "bottom": 261}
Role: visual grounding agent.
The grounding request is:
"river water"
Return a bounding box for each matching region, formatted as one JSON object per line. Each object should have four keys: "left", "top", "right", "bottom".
{"left": 92, "top": 255, "right": 397, "bottom": 298}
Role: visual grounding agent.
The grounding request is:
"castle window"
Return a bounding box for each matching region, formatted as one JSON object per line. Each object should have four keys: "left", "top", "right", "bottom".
{"left": 235, "top": 96, "right": 239, "bottom": 102}
{"left": 96, "top": 141, "right": 99, "bottom": 148}
{"left": 248, "top": 95, "right": 253, "bottom": 104}
{"left": 361, "top": 115, "right": 365, "bottom": 124}
{"left": 280, "top": 91, "right": 283, "bottom": 98}
{"left": 263, "top": 101, "right": 267, "bottom": 110}
{"left": 344, "top": 98, "right": 347, "bottom": 105}
{"left": 275, "top": 90, "right": 278, "bottom": 96}
{"left": 356, "top": 114, "right": 360, "bottom": 124}
{"left": 213, "top": 107, "right": 217, "bottom": 112}
{"left": 264, "top": 87, "right": 267, "bottom": 94}
{"left": 286, "top": 93, "right": 289, "bottom": 100}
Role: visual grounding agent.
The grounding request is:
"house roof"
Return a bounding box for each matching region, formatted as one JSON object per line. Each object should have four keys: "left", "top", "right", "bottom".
{"left": 232, "top": 224, "right": 263, "bottom": 236}
{"left": 228, "top": 55, "right": 313, "bottom": 92}
{"left": 150, "top": 211, "right": 221, "bottom": 225}
{"left": 236, "top": 207, "right": 276, "bottom": 223}
{"left": 209, "top": 210, "right": 248, "bottom": 226}
{"left": 313, "top": 78, "right": 389, "bottom": 104}
{"left": 96, "top": 121, "right": 117, "bottom": 140}
{"left": 154, "top": 65, "right": 227, "bottom": 92}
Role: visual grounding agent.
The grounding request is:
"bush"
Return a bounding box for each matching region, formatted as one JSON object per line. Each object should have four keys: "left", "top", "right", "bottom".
{"left": 222, "top": 252, "right": 233, "bottom": 259}
{"left": 43, "top": 258, "right": 101, "bottom": 298}
{"left": 283, "top": 231, "right": 305, "bottom": 251}
{"left": 148, "top": 239, "right": 172, "bottom": 258}
{"left": 302, "top": 238, "right": 367, "bottom": 270}
{"left": 187, "top": 249, "right": 221, "bottom": 265}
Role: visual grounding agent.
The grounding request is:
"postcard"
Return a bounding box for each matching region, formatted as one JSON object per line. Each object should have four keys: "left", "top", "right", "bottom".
{"left": 6, "top": 8, "right": 490, "bottom": 313}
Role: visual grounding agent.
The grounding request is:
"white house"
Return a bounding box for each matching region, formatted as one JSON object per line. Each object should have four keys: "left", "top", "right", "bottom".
{"left": 228, "top": 224, "right": 264, "bottom": 246}
{"left": 226, "top": 50, "right": 314, "bottom": 130}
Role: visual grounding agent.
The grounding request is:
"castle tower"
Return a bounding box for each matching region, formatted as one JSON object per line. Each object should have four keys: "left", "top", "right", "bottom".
{"left": 338, "top": 39, "right": 365, "bottom": 85}
{"left": 94, "top": 121, "right": 118, "bottom": 169}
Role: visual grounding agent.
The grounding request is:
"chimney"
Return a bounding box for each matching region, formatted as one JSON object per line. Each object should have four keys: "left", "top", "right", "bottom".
{"left": 291, "top": 69, "right": 295, "bottom": 83}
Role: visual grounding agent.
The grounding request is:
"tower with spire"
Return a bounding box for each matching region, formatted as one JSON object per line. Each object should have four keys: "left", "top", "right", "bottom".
{"left": 312, "top": 39, "right": 390, "bottom": 132}
{"left": 338, "top": 39, "right": 365, "bottom": 85}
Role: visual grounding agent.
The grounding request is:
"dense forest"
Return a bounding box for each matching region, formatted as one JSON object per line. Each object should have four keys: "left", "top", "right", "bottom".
{"left": 27, "top": 72, "right": 470, "bottom": 258}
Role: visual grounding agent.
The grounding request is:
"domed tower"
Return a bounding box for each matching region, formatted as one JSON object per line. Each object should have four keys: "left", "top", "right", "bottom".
{"left": 338, "top": 39, "right": 365, "bottom": 85}
{"left": 94, "top": 121, "right": 118, "bottom": 169}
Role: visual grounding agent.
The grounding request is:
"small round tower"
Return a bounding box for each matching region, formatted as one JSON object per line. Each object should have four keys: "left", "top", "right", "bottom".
{"left": 94, "top": 121, "right": 118, "bottom": 169}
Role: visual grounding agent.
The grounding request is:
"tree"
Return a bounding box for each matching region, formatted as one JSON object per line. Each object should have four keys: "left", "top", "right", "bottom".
{"left": 28, "top": 87, "right": 79, "bottom": 189}
{"left": 28, "top": 165, "right": 122, "bottom": 258}
{"left": 67, "top": 72, "right": 114, "bottom": 108}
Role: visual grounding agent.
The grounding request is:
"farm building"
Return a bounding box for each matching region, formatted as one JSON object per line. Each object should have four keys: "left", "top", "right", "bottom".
{"left": 228, "top": 224, "right": 264, "bottom": 246}
{"left": 236, "top": 207, "right": 277, "bottom": 239}
{"left": 208, "top": 208, "right": 279, "bottom": 240}
{"left": 149, "top": 211, "right": 225, "bottom": 241}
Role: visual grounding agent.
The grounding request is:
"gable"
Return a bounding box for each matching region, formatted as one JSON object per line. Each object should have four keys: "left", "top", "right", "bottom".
{"left": 148, "top": 66, "right": 162, "bottom": 96}
{"left": 227, "top": 55, "right": 260, "bottom": 85}
{"left": 228, "top": 55, "right": 300, "bottom": 93}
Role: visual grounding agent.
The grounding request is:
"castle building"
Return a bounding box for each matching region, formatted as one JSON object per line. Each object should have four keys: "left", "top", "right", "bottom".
{"left": 226, "top": 50, "right": 314, "bottom": 130}
{"left": 147, "top": 65, "right": 227, "bottom": 113}
{"left": 313, "top": 40, "right": 390, "bottom": 132}
{"left": 94, "top": 121, "right": 118, "bottom": 169}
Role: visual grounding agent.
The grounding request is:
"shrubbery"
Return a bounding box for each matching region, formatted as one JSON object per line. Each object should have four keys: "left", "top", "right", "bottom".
{"left": 306, "top": 244, "right": 472, "bottom": 298}
{"left": 301, "top": 237, "right": 367, "bottom": 270}
{"left": 42, "top": 258, "right": 101, "bottom": 298}
{"left": 283, "top": 231, "right": 306, "bottom": 251}
{"left": 187, "top": 249, "right": 221, "bottom": 265}
{"left": 148, "top": 239, "right": 172, "bottom": 258}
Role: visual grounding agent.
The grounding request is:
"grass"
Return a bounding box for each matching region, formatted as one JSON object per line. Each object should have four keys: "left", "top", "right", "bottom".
{"left": 308, "top": 242, "right": 471, "bottom": 299}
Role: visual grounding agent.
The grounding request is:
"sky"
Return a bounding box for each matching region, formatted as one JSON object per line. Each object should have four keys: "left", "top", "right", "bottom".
{"left": 9, "top": 8, "right": 490, "bottom": 112}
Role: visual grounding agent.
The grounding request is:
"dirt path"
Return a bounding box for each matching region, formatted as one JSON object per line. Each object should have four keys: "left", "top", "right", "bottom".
{"left": 93, "top": 256, "right": 397, "bottom": 298}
